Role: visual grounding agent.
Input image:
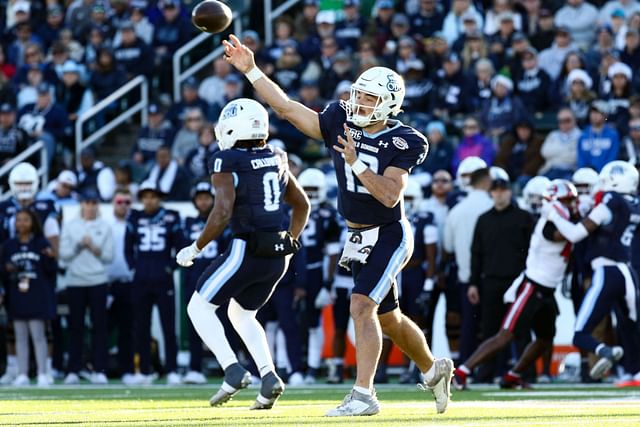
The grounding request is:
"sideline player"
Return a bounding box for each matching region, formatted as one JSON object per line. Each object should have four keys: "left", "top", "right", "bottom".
{"left": 453, "top": 179, "right": 578, "bottom": 389}
{"left": 544, "top": 161, "right": 640, "bottom": 380}
{"left": 223, "top": 34, "right": 454, "bottom": 416}
{"left": 176, "top": 98, "right": 310, "bottom": 409}
{"left": 181, "top": 182, "right": 230, "bottom": 384}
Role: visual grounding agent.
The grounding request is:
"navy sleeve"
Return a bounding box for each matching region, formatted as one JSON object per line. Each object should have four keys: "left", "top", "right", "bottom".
{"left": 318, "top": 102, "right": 346, "bottom": 148}
{"left": 208, "top": 150, "right": 238, "bottom": 174}
{"left": 124, "top": 217, "right": 136, "bottom": 270}
{"left": 389, "top": 137, "right": 429, "bottom": 173}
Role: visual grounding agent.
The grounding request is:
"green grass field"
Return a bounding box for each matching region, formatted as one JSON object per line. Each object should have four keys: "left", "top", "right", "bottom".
{"left": 1, "top": 383, "right": 639, "bottom": 426}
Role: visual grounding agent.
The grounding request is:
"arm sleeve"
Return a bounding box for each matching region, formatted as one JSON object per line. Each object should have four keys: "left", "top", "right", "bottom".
{"left": 58, "top": 223, "right": 78, "bottom": 261}
{"left": 318, "top": 102, "right": 344, "bottom": 148}
{"left": 97, "top": 168, "right": 116, "bottom": 201}
{"left": 389, "top": 140, "right": 429, "bottom": 173}
{"left": 43, "top": 215, "right": 60, "bottom": 239}
{"left": 423, "top": 224, "right": 438, "bottom": 245}
{"left": 99, "top": 224, "right": 114, "bottom": 264}
{"left": 587, "top": 202, "right": 613, "bottom": 226}
{"left": 548, "top": 210, "right": 590, "bottom": 243}
{"left": 124, "top": 220, "right": 136, "bottom": 270}
{"left": 443, "top": 213, "right": 455, "bottom": 253}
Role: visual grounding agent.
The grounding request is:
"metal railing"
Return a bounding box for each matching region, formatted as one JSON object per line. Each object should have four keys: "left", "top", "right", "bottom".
{"left": 75, "top": 75, "right": 148, "bottom": 166}
{"left": 264, "top": 0, "right": 301, "bottom": 46}
{"left": 173, "top": 12, "right": 242, "bottom": 102}
{"left": 0, "top": 140, "right": 47, "bottom": 201}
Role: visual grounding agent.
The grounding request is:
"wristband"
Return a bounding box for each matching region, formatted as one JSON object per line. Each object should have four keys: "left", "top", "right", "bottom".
{"left": 245, "top": 66, "right": 265, "bottom": 84}
{"left": 351, "top": 159, "right": 368, "bottom": 175}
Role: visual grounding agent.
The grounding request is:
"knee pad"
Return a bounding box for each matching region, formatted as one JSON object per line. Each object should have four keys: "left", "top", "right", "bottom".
{"left": 227, "top": 299, "right": 257, "bottom": 325}
{"left": 187, "top": 291, "right": 217, "bottom": 320}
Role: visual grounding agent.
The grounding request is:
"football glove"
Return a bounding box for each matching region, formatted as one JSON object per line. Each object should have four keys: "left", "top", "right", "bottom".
{"left": 176, "top": 241, "right": 202, "bottom": 267}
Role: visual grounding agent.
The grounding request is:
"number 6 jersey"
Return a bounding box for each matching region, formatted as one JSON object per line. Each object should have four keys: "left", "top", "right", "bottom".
{"left": 207, "top": 144, "right": 289, "bottom": 234}
{"left": 319, "top": 102, "right": 429, "bottom": 224}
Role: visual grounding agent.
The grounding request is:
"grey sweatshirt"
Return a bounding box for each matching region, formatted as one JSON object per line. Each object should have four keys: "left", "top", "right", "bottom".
{"left": 60, "top": 216, "right": 114, "bottom": 286}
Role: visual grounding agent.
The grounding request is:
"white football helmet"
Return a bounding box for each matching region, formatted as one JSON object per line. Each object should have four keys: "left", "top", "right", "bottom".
{"left": 298, "top": 168, "right": 327, "bottom": 207}
{"left": 543, "top": 179, "right": 578, "bottom": 202}
{"left": 456, "top": 156, "right": 487, "bottom": 192}
{"left": 522, "top": 176, "right": 551, "bottom": 214}
{"left": 404, "top": 177, "right": 423, "bottom": 216}
{"left": 215, "top": 98, "right": 269, "bottom": 150}
{"left": 343, "top": 66, "right": 405, "bottom": 127}
{"left": 9, "top": 162, "right": 39, "bottom": 201}
{"left": 490, "top": 166, "right": 510, "bottom": 182}
{"left": 599, "top": 161, "right": 639, "bottom": 194}
{"left": 572, "top": 167, "right": 599, "bottom": 195}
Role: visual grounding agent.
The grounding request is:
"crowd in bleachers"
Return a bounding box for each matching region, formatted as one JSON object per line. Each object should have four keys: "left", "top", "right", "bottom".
{"left": 1, "top": 0, "right": 640, "bottom": 387}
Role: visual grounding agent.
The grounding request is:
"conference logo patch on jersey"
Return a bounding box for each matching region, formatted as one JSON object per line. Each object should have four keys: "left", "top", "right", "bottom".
{"left": 164, "top": 213, "right": 175, "bottom": 222}
{"left": 392, "top": 136, "right": 408, "bottom": 150}
{"left": 386, "top": 75, "right": 401, "bottom": 92}
{"left": 345, "top": 127, "right": 362, "bottom": 140}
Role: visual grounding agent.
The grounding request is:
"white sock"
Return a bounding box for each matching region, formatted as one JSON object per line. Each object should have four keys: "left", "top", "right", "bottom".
{"left": 353, "top": 385, "right": 371, "bottom": 396}
{"left": 7, "top": 355, "right": 17, "bottom": 370}
{"left": 227, "top": 299, "right": 275, "bottom": 378}
{"left": 265, "top": 322, "right": 278, "bottom": 358}
{"left": 459, "top": 364, "right": 471, "bottom": 375}
{"left": 186, "top": 292, "right": 238, "bottom": 370}
{"left": 259, "top": 365, "right": 273, "bottom": 377}
{"left": 307, "top": 327, "right": 323, "bottom": 370}
{"left": 422, "top": 362, "right": 437, "bottom": 383}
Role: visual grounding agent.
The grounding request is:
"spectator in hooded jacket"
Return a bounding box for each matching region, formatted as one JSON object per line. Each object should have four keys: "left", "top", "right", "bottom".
{"left": 89, "top": 48, "right": 128, "bottom": 102}
{"left": 480, "top": 75, "right": 529, "bottom": 141}
{"left": 514, "top": 47, "right": 552, "bottom": 114}
{"left": 152, "top": 0, "right": 192, "bottom": 94}
{"left": 113, "top": 21, "right": 154, "bottom": 79}
{"left": 577, "top": 100, "right": 620, "bottom": 171}
{"left": 59, "top": 189, "right": 114, "bottom": 385}
{"left": 132, "top": 103, "right": 175, "bottom": 168}
{"left": 538, "top": 27, "right": 578, "bottom": 80}
{"left": 419, "top": 121, "right": 454, "bottom": 174}
{"left": 2, "top": 209, "right": 57, "bottom": 386}
{"left": 431, "top": 53, "right": 469, "bottom": 121}
{"left": 554, "top": 0, "right": 598, "bottom": 51}
{"left": 452, "top": 117, "right": 496, "bottom": 174}
{"left": 494, "top": 119, "right": 544, "bottom": 188}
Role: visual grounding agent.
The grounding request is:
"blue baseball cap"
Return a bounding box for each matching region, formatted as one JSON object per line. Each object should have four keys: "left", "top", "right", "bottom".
{"left": 80, "top": 188, "right": 101, "bottom": 202}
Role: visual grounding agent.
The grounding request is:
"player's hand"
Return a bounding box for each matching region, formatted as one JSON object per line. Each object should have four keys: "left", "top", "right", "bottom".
{"left": 314, "top": 287, "right": 333, "bottom": 309}
{"left": 467, "top": 285, "right": 480, "bottom": 305}
{"left": 334, "top": 123, "right": 358, "bottom": 166}
{"left": 176, "top": 241, "right": 202, "bottom": 267}
{"left": 222, "top": 34, "right": 256, "bottom": 74}
{"left": 41, "top": 247, "right": 55, "bottom": 258}
{"left": 294, "top": 287, "right": 306, "bottom": 305}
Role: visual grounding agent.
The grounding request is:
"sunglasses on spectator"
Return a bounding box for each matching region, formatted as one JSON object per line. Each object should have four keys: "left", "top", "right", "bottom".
{"left": 115, "top": 198, "right": 132, "bottom": 205}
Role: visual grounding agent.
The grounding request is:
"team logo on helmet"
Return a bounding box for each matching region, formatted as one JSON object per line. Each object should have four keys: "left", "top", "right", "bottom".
{"left": 610, "top": 165, "right": 625, "bottom": 175}
{"left": 223, "top": 104, "right": 238, "bottom": 119}
{"left": 392, "top": 136, "right": 408, "bottom": 150}
{"left": 386, "top": 74, "right": 401, "bottom": 92}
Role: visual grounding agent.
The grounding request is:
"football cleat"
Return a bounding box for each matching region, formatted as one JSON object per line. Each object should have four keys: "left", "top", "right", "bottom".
{"left": 418, "top": 358, "right": 455, "bottom": 414}
{"left": 590, "top": 346, "right": 624, "bottom": 380}
{"left": 325, "top": 389, "right": 380, "bottom": 417}
{"left": 209, "top": 363, "right": 252, "bottom": 407}
{"left": 452, "top": 367, "right": 468, "bottom": 391}
{"left": 250, "top": 372, "right": 285, "bottom": 410}
{"left": 183, "top": 371, "right": 207, "bottom": 384}
{"left": 500, "top": 372, "right": 531, "bottom": 389}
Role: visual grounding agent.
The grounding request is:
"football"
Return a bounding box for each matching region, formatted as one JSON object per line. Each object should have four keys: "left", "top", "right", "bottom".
{"left": 191, "top": 0, "right": 232, "bottom": 34}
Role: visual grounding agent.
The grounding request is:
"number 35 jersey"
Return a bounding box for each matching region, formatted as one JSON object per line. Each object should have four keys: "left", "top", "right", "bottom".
{"left": 319, "top": 102, "right": 429, "bottom": 225}
{"left": 125, "top": 207, "right": 184, "bottom": 278}
{"left": 208, "top": 145, "right": 289, "bottom": 235}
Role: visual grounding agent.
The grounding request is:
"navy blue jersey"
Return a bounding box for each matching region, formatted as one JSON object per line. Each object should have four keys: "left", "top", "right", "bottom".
{"left": 1, "top": 235, "right": 57, "bottom": 319}
{"left": 183, "top": 215, "right": 230, "bottom": 283}
{"left": 301, "top": 202, "right": 342, "bottom": 268}
{"left": 587, "top": 192, "right": 640, "bottom": 264}
{"left": 125, "top": 208, "right": 184, "bottom": 279}
{"left": 318, "top": 102, "right": 429, "bottom": 224}
{"left": 0, "top": 198, "right": 59, "bottom": 239}
{"left": 208, "top": 145, "right": 289, "bottom": 235}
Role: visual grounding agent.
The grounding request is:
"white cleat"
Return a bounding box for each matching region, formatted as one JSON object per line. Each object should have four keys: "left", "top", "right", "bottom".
{"left": 287, "top": 372, "right": 305, "bottom": 387}
{"left": 590, "top": 346, "right": 624, "bottom": 380}
{"left": 122, "top": 373, "right": 154, "bottom": 386}
{"left": 12, "top": 374, "right": 30, "bottom": 386}
{"left": 304, "top": 374, "right": 317, "bottom": 385}
{"left": 90, "top": 373, "right": 108, "bottom": 385}
{"left": 183, "top": 371, "right": 207, "bottom": 384}
{"left": 0, "top": 369, "right": 17, "bottom": 385}
{"left": 326, "top": 389, "right": 380, "bottom": 417}
{"left": 37, "top": 373, "right": 54, "bottom": 387}
{"left": 418, "top": 358, "right": 454, "bottom": 414}
{"left": 166, "top": 372, "right": 183, "bottom": 385}
{"left": 64, "top": 373, "right": 80, "bottom": 385}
